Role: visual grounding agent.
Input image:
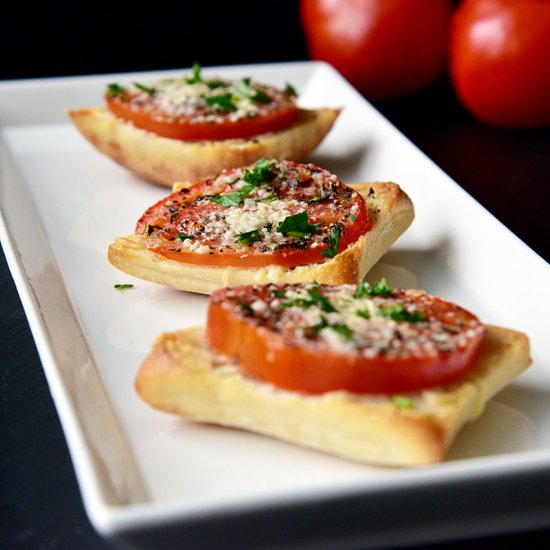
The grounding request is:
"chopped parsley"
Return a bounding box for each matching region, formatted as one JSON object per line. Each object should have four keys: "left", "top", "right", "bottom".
{"left": 305, "top": 316, "right": 352, "bottom": 340}
{"left": 185, "top": 62, "right": 203, "bottom": 84}
{"left": 307, "top": 288, "right": 336, "bottom": 312}
{"left": 281, "top": 287, "right": 336, "bottom": 313}
{"left": 242, "top": 157, "right": 277, "bottom": 186}
{"left": 284, "top": 82, "right": 297, "bottom": 96}
{"left": 307, "top": 195, "right": 325, "bottom": 203}
{"left": 236, "top": 229, "right": 260, "bottom": 244}
{"left": 206, "top": 93, "right": 238, "bottom": 112}
{"left": 355, "top": 309, "right": 371, "bottom": 320}
{"left": 309, "top": 315, "right": 329, "bottom": 332}
{"left": 238, "top": 302, "right": 254, "bottom": 316}
{"left": 210, "top": 160, "right": 277, "bottom": 206}
{"left": 354, "top": 277, "right": 392, "bottom": 298}
{"left": 211, "top": 192, "right": 243, "bottom": 207}
{"left": 379, "top": 303, "right": 425, "bottom": 323}
{"left": 237, "top": 77, "right": 272, "bottom": 104}
{"left": 114, "top": 283, "right": 134, "bottom": 290}
{"left": 177, "top": 233, "right": 193, "bottom": 242}
{"left": 331, "top": 323, "right": 352, "bottom": 339}
{"left": 206, "top": 79, "right": 226, "bottom": 89}
{"left": 281, "top": 296, "right": 313, "bottom": 309}
{"left": 256, "top": 195, "right": 278, "bottom": 202}
{"left": 371, "top": 278, "right": 392, "bottom": 295}
{"left": 320, "top": 227, "right": 341, "bottom": 259}
{"left": 392, "top": 396, "right": 415, "bottom": 410}
{"left": 277, "top": 211, "right": 322, "bottom": 237}
{"left": 106, "top": 83, "right": 126, "bottom": 97}
{"left": 134, "top": 82, "right": 156, "bottom": 95}
{"left": 185, "top": 62, "right": 225, "bottom": 89}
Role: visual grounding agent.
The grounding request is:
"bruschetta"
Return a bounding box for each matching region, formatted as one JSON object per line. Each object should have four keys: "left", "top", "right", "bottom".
{"left": 108, "top": 159, "right": 414, "bottom": 294}
{"left": 67, "top": 64, "right": 340, "bottom": 186}
{"left": 136, "top": 280, "right": 531, "bottom": 466}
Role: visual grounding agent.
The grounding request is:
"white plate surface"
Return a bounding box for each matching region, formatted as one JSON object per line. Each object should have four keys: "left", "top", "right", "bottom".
{"left": 1, "top": 62, "right": 549, "bottom": 546}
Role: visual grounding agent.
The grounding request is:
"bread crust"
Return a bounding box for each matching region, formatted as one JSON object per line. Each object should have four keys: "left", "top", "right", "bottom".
{"left": 67, "top": 107, "right": 340, "bottom": 187}
{"left": 107, "top": 182, "right": 414, "bottom": 294}
{"left": 135, "top": 325, "right": 531, "bottom": 466}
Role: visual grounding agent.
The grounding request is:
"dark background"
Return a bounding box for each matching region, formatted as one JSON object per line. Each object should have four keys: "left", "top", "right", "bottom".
{"left": 2, "top": 2, "right": 549, "bottom": 549}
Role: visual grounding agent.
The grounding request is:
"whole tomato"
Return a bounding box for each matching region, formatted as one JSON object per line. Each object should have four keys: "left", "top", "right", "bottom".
{"left": 299, "top": 0, "right": 453, "bottom": 100}
{"left": 450, "top": 0, "right": 550, "bottom": 127}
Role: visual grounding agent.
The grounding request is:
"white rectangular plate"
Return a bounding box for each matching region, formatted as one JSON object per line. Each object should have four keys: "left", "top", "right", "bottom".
{"left": 1, "top": 62, "right": 550, "bottom": 548}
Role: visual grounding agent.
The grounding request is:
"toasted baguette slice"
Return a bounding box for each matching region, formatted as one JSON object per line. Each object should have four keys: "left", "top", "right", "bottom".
{"left": 67, "top": 107, "right": 340, "bottom": 187}
{"left": 136, "top": 325, "right": 531, "bottom": 467}
{"left": 108, "top": 182, "right": 414, "bottom": 295}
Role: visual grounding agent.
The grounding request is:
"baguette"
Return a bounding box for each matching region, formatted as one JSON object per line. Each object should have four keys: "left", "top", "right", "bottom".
{"left": 136, "top": 324, "right": 531, "bottom": 467}
{"left": 68, "top": 107, "right": 340, "bottom": 187}
{"left": 108, "top": 181, "right": 414, "bottom": 295}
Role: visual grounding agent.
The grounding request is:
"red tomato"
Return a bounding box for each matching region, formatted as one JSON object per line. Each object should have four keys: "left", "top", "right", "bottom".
{"left": 207, "top": 283, "right": 485, "bottom": 394}
{"left": 106, "top": 94, "right": 298, "bottom": 141}
{"left": 450, "top": 0, "right": 550, "bottom": 127}
{"left": 105, "top": 72, "right": 298, "bottom": 141}
{"left": 300, "top": 0, "right": 453, "bottom": 99}
{"left": 136, "top": 160, "right": 370, "bottom": 268}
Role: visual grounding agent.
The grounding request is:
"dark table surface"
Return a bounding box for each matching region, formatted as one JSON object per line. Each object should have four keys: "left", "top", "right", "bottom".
{"left": 1, "top": 3, "right": 550, "bottom": 549}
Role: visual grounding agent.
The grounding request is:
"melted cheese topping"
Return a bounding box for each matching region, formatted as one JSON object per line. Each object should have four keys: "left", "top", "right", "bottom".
{"left": 126, "top": 77, "right": 292, "bottom": 124}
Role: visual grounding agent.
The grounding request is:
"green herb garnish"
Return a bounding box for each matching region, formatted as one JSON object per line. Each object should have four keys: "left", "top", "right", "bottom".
{"left": 281, "top": 297, "right": 312, "bottom": 309}
{"left": 307, "top": 195, "right": 327, "bottom": 203}
{"left": 210, "top": 165, "right": 272, "bottom": 206}
{"left": 320, "top": 227, "right": 341, "bottom": 259}
{"left": 392, "top": 396, "right": 415, "bottom": 410}
{"left": 206, "top": 93, "right": 238, "bottom": 112}
{"left": 185, "top": 62, "right": 203, "bottom": 84}
{"left": 237, "top": 77, "right": 272, "bottom": 104}
{"left": 308, "top": 315, "right": 329, "bottom": 333}
{"left": 211, "top": 192, "right": 243, "bottom": 207}
{"left": 114, "top": 283, "right": 134, "bottom": 290}
{"left": 331, "top": 323, "right": 352, "bottom": 339}
{"left": 134, "top": 82, "right": 156, "bottom": 95}
{"left": 256, "top": 195, "right": 278, "bottom": 202}
{"left": 177, "top": 233, "right": 193, "bottom": 242}
{"left": 379, "top": 303, "right": 425, "bottom": 323}
{"left": 306, "top": 317, "right": 352, "bottom": 340}
{"left": 238, "top": 302, "right": 254, "bottom": 316}
{"left": 236, "top": 229, "right": 260, "bottom": 245}
{"left": 106, "top": 83, "right": 127, "bottom": 97}
{"left": 206, "top": 79, "right": 225, "bottom": 89}
{"left": 281, "top": 287, "right": 335, "bottom": 313}
{"left": 252, "top": 88, "right": 271, "bottom": 103}
{"left": 354, "top": 277, "right": 392, "bottom": 298}
{"left": 277, "top": 211, "right": 322, "bottom": 237}
{"left": 356, "top": 309, "right": 371, "bottom": 320}
{"left": 306, "top": 288, "right": 336, "bottom": 313}
{"left": 371, "top": 278, "right": 392, "bottom": 295}
{"left": 284, "top": 82, "right": 297, "bottom": 96}
{"left": 242, "top": 157, "right": 277, "bottom": 186}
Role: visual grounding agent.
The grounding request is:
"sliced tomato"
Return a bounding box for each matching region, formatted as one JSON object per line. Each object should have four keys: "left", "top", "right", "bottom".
{"left": 105, "top": 71, "right": 299, "bottom": 142}
{"left": 207, "top": 283, "right": 485, "bottom": 395}
{"left": 137, "top": 160, "right": 371, "bottom": 268}
{"left": 106, "top": 94, "right": 298, "bottom": 141}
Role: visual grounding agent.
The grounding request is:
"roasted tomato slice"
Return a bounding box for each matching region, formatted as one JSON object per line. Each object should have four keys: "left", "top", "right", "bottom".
{"left": 207, "top": 281, "right": 485, "bottom": 395}
{"left": 105, "top": 64, "right": 299, "bottom": 141}
{"left": 136, "top": 159, "right": 371, "bottom": 268}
